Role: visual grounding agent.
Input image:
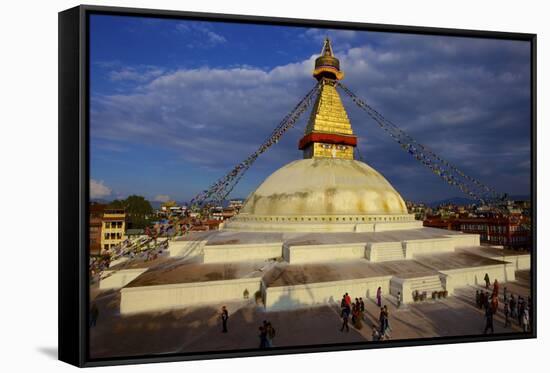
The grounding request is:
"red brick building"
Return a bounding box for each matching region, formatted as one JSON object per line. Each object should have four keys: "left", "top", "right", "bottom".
{"left": 423, "top": 214, "right": 531, "bottom": 250}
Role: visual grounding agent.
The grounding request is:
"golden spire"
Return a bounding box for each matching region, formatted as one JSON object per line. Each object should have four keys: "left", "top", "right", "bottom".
{"left": 299, "top": 39, "right": 357, "bottom": 160}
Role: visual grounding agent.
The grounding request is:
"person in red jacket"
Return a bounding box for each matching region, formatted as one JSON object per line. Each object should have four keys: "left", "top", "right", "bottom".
{"left": 344, "top": 292, "right": 351, "bottom": 307}
{"left": 492, "top": 279, "right": 500, "bottom": 298}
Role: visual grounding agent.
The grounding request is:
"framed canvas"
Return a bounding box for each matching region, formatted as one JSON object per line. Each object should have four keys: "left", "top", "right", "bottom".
{"left": 58, "top": 4, "right": 537, "bottom": 367}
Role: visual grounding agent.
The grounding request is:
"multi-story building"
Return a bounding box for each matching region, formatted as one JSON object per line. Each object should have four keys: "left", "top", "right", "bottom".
{"left": 228, "top": 199, "right": 244, "bottom": 210}
{"left": 100, "top": 208, "right": 126, "bottom": 253}
{"left": 406, "top": 200, "right": 430, "bottom": 220}
{"left": 211, "top": 206, "right": 239, "bottom": 221}
{"left": 424, "top": 214, "right": 531, "bottom": 250}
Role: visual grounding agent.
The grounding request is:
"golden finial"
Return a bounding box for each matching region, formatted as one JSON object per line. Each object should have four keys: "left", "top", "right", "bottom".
{"left": 321, "top": 37, "right": 334, "bottom": 56}
{"left": 313, "top": 38, "right": 344, "bottom": 80}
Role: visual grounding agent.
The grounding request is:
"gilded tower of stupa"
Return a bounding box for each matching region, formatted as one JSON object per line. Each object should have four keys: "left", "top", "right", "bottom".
{"left": 299, "top": 39, "right": 357, "bottom": 160}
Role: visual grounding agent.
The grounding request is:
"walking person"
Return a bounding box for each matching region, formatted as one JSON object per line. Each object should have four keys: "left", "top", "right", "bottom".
{"left": 90, "top": 302, "right": 99, "bottom": 328}
{"left": 383, "top": 305, "right": 392, "bottom": 335}
{"left": 340, "top": 305, "right": 350, "bottom": 332}
{"left": 220, "top": 306, "right": 229, "bottom": 333}
{"left": 376, "top": 286, "right": 382, "bottom": 307}
{"left": 504, "top": 301, "right": 511, "bottom": 328}
{"left": 492, "top": 279, "right": 499, "bottom": 299}
{"left": 518, "top": 297, "right": 525, "bottom": 326}
{"left": 352, "top": 304, "right": 363, "bottom": 329}
{"left": 397, "top": 292, "right": 402, "bottom": 308}
{"left": 258, "top": 325, "right": 268, "bottom": 348}
{"left": 522, "top": 307, "right": 530, "bottom": 332}
{"left": 359, "top": 297, "right": 365, "bottom": 312}
{"left": 475, "top": 290, "right": 480, "bottom": 308}
{"left": 268, "top": 322, "right": 276, "bottom": 347}
{"left": 345, "top": 292, "right": 351, "bottom": 307}
{"left": 503, "top": 287, "right": 508, "bottom": 303}
{"left": 265, "top": 321, "right": 275, "bottom": 347}
{"left": 484, "top": 273, "right": 490, "bottom": 289}
{"left": 510, "top": 294, "right": 517, "bottom": 319}
{"left": 378, "top": 307, "right": 385, "bottom": 331}
{"left": 484, "top": 306, "right": 494, "bottom": 334}
{"left": 379, "top": 307, "right": 389, "bottom": 339}
{"left": 341, "top": 294, "right": 347, "bottom": 309}
{"left": 478, "top": 291, "right": 485, "bottom": 310}
{"left": 491, "top": 295, "right": 499, "bottom": 315}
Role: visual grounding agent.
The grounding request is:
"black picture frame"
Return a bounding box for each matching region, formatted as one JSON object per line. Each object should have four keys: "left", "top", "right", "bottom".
{"left": 59, "top": 4, "right": 537, "bottom": 367}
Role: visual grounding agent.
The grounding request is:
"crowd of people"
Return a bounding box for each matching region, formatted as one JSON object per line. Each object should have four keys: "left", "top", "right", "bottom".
{"left": 216, "top": 279, "right": 531, "bottom": 348}
{"left": 339, "top": 293, "right": 365, "bottom": 332}
{"left": 477, "top": 275, "right": 532, "bottom": 334}
{"left": 339, "top": 288, "right": 391, "bottom": 341}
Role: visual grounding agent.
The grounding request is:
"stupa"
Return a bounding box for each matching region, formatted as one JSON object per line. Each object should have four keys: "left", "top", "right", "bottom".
{"left": 101, "top": 40, "right": 530, "bottom": 314}
{"left": 225, "top": 39, "right": 417, "bottom": 233}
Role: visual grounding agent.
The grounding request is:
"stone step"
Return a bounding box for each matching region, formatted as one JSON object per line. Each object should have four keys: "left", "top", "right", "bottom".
{"left": 366, "top": 242, "right": 406, "bottom": 262}
{"left": 374, "top": 246, "right": 405, "bottom": 262}
{"left": 408, "top": 276, "right": 444, "bottom": 293}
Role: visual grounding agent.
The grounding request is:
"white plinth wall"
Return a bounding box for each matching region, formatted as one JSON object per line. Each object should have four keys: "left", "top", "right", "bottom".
{"left": 120, "top": 277, "right": 262, "bottom": 314}
{"left": 263, "top": 276, "right": 392, "bottom": 311}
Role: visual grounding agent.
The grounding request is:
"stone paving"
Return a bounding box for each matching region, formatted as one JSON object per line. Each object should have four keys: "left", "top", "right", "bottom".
{"left": 89, "top": 270, "right": 531, "bottom": 359}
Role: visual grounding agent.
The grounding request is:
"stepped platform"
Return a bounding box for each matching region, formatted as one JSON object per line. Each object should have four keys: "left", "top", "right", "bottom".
{"left": 170, "top": 227, "right": 480, "bottom": 265}
{"left": 102, "top": 225, "right": 527, "bottom": 314}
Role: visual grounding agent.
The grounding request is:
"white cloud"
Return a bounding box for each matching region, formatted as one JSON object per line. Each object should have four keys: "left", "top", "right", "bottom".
{"left": 175, "top": 22, "right": 227, "bottom": 46}
{"left": 90, "top": 179, "right": 112, "bottom": 199}
{"left": 90, "top": 56, "right": 317, "bottom": 169}
{"left": 109, "top": 66, "right": 165, "bottom": 82}
{"left": 153, "top": 194, "right": 171, "bottom": 202}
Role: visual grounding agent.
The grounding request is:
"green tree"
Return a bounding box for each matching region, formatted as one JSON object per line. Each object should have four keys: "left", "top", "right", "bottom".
{"left": 108, "top": 195, "right": 153, "bottom": 229}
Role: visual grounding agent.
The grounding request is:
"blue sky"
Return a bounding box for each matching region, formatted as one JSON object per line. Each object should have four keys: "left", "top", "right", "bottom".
{"left": 89, "top": 14, "right": 531, "bottom": 204}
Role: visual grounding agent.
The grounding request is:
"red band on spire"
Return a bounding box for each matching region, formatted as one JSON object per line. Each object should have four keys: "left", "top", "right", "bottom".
{"left": 299, "top": 133, "right": 357, "bottom": 150}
